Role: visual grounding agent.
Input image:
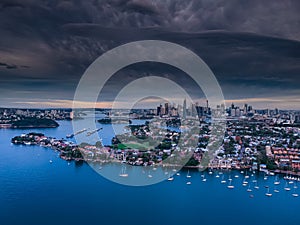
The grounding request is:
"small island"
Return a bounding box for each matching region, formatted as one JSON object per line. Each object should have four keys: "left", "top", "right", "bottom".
{"left": 11, "top": 118, "right": 59, "bottom": 128}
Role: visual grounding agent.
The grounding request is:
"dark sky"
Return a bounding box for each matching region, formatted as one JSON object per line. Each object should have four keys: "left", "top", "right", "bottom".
{"left": 0, "top": 0, "right": 299, "bottom": 109}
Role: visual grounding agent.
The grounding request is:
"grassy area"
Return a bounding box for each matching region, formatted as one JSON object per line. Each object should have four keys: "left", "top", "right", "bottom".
{"left": 118, "top": 142, "right": 150, "bottom": 150}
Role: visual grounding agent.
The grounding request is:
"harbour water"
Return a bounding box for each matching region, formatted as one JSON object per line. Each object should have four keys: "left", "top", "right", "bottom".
{"left": 0, "top": 120, "right": 299, "bottom": 225}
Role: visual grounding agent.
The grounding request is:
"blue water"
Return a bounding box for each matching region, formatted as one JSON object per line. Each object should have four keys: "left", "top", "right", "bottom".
{"left": 0, "top": 121, "right": 299, "bottom": 225}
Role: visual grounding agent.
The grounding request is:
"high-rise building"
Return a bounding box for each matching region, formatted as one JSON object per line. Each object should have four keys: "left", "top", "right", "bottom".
{"left": 183, "top": 99, "right": 187, "bottom": 119}
{"left": 157, "top": 105, "right": 161, "bottom": 116}
{"left": 165, "top": 102, "right": 169, "bottom": 115}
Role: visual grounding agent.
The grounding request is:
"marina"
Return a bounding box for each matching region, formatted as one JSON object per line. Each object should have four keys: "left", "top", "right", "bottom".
{"left": 1, "top": 120, "right": 300, "bottom": 225}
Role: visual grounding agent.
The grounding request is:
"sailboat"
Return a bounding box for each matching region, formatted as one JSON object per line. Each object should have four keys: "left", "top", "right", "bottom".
{"left": 245, "top": 171, "right": 249, "bottom": 179}
{"left": 242, "top": 178, "right": 248, "bottom": 186}
{"left": 293, "top": 182, "right": 298, "bottom": 189}
{"left": 274, "top": 188, "right": 280, "bottom": 193}
{"left": 284, "top": 181, "right": 291, "bottom": 191}
{"left": 167, "top": 173, "right": 174, "bottom": 181}
{"left": 221, "top": 175, "right": 226, "bottom": 184}
{"left": 201, "top": 174, "right": 207, "bottom": 182}
{"left": 186, "top": 170, "right": 191, "bottom": 178}
{"left": 274, "top": 175, "right": 280, "bottom": 185}
{"left": 254, "top": 180, "right": 259, "bottom": 189}
{"left": 227, "top": 179, "right": 234, "bottom": 189}
{"left": 247, "top": 184, "right": 252, "bottom": 192}
{"left": 119, "top": 166, "right": 129, "bottom": 177}
{"left": 265, "top": 187, "right": 272, "bottom": 197}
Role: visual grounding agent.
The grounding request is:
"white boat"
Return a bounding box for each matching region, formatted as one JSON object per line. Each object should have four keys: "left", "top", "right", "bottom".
{"left": 227, "top": 180, "right": 234, "bottom": 189}
{"left": 284, "top": 182, "right": 291, "bottom": 191}
{"left": 292, "top": 193, "right": 299, "bottom": 197}
{"left": 274, "top": 175, "right": 280, "bottom": 185}
{"left": 253, "top": 180, "right": 259, "bottom": 189}
{"left": 274, "top": 189, "right": 280, "bottom": 193}
{"left": 265, "top": 187, "right": 272, "bottom": 197}
{"left": 49, "top": 160, "right": 53, "bottom": 164}
{"left": 167, "top": 172, "right": 174, "bottom": 181}
{"left": 247, "top": 184, "right": 252, "bottom": 192}
{"left": 221, "top": 175, "right": 226, "bottom": 184}
{"left": 186, "top": 181, "right": 192, "bottom": 185}
{"left": 186, "top": 170, "right": 191, "bottom": 178}
{"left": 119, "top": 167, "right": 128, "bottom": 177}
{"left": 176, "top": 173, "right": 180, "bottom": 176}
{"left": 293, "top": 183, "right": 298, "bottom": 189}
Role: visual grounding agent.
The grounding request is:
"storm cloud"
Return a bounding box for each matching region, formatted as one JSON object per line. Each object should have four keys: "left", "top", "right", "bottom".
{"left": 0, "top": 0, "right": 299, "bottom": 108}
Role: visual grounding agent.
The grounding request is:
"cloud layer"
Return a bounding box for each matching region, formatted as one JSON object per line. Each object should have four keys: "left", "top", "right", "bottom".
{"left": 0, "top": 0, "right": 299, "bottom": 108}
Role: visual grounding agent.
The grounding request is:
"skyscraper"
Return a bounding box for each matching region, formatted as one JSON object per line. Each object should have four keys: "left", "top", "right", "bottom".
{"left": 165, "top": 102, "right": 169, "bottom": 115}
{"left": 183, "top": 99, "right": 187, "bottom": 119}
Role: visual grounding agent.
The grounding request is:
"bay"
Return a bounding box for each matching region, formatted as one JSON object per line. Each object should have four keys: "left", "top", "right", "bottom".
{"left": 0, "top": 120, "right": 299, "bottom": 225}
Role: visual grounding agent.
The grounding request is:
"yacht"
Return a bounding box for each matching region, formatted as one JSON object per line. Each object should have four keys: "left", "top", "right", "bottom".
{"left": 186, "top": 170, "right": 191, "bottom": 178}
{"left": 265, "top": 187, "right": 272, "bottom": 197}
{"left": 167, "top": 172, "right": 174, "bottom": 181}
{"left": 167, "top": 177, "right": 174, "bottom": 181}
{"left": 274, "top": 175, "right": 280, "bottom": 185}
{"left": 227, "top": 180, "right": 234, "bottom": 189}
{"left": 284, "top": 182, "right": 291, "bottom": 191}
{"left": 242, "top": 179, "right": 248, "bottom": 186}
{"left": 221, "top": 175, "right": 226, "bottom": 184}
{"left": 119, "top": 167, "right": 128, "bottom": 177}
{"left": 247, "top": 184, "right": 252, "bottom": 192}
